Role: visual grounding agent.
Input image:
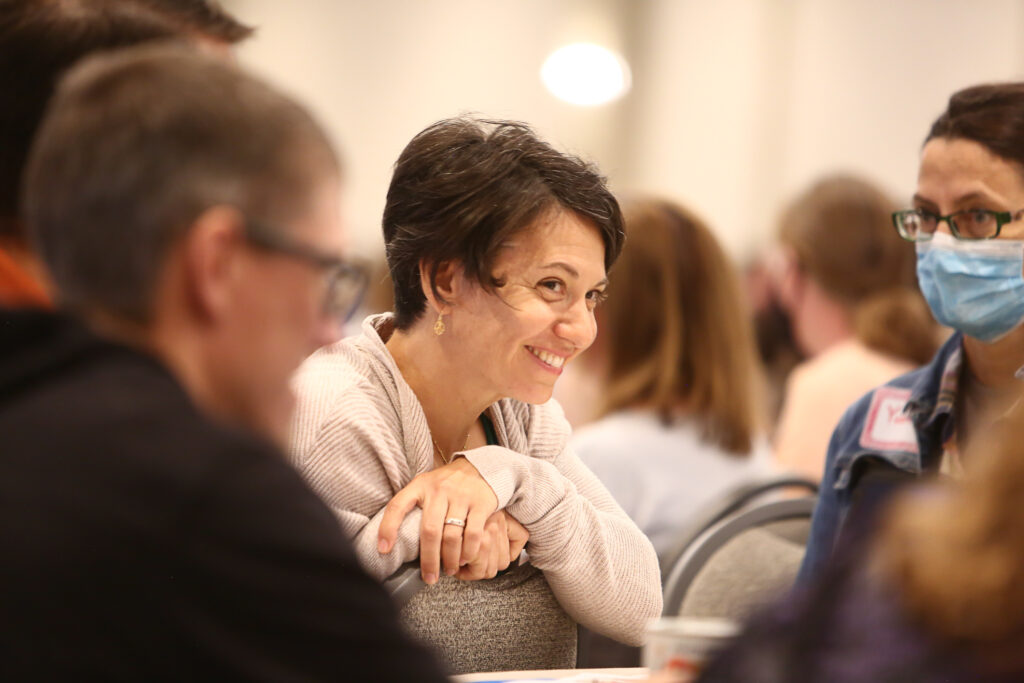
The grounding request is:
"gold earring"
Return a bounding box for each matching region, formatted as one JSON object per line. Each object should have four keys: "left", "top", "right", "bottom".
{"left": 433, "top": 311, "right": 446, "bottom": 336}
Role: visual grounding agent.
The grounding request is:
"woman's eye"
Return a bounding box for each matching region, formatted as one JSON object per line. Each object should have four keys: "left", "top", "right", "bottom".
{"left": 537, "top": 279, "right": 565, "bottom": 297}
{"left": 585, "top": 289, "right": 608, "bottom": 309}
{"left": 956, "top": 209, "right": 998, "bottom": 238}
{"left": 967, "top": 209, "right": 993, "bottom": 223}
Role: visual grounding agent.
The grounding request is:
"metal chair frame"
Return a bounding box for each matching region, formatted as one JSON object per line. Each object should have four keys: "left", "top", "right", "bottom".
{"left": 662, "top": 496, "right": 817, "bottom": 616}
{"left": 658, "top": 475, "right": 818, "bottom": 586}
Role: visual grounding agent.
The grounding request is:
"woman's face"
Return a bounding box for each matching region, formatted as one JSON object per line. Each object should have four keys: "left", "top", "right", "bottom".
{"left": 916, "top": 137, "right": 1024, "bottom": 243}
{"left": 913, "top": 137, "right": 1024, "bottom": 343}
{"left": 447, "top": 210, "right": 608, "bottom": 405}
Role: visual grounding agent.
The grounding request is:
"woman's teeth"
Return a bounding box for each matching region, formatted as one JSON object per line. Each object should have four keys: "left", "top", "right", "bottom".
{"left": 528, "top": 347, "right": 566, "bottom": 368}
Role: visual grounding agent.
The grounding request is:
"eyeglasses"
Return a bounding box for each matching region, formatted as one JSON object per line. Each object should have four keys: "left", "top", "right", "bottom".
{"left": 892, "top": 208, "right": 1024, "bottom": 242}
{"left": 244, "top": 219, "right": 368, "bottom": 322}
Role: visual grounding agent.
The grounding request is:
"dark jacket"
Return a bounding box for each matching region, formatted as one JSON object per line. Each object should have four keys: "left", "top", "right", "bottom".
{"left": 797, "top": 332, "right": 963, "bottom": 583}
{"left": 0, "top": 309, "right": 447, "bottom": 682}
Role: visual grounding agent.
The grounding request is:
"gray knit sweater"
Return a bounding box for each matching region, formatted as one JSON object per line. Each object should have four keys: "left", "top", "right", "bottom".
{"left": 288, "top": 314, "right": 661, "bottom": 666}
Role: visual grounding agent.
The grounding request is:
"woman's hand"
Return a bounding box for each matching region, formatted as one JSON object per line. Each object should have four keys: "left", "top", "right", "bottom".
{"left": 455, "top": 510, "right": 530, "bottom": 581}
{"left": 377, "top": 456, "right": 498, "bottom": 584}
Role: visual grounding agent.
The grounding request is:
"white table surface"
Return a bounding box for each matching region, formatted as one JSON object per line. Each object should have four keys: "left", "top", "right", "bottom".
{"left": 452, "top": 667, "right": 649, "bottom": 682}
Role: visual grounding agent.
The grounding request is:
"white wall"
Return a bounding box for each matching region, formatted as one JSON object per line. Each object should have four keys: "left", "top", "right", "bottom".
{"left": 626, "top": 0, "right": 1024, "bottom": 259}
{"left": 231, "top": 0, "right": 1024, "bottom": 261}
{"left": 232, "top": 0, "right": 632, "bottom": 255}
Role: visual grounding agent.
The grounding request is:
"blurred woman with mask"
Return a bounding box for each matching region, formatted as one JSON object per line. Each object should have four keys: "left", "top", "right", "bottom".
{"left": 799, "top": 83, "right": 1024, "bottom": 582}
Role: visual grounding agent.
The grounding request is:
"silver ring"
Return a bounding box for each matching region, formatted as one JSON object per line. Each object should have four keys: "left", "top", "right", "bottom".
{"left": 444, "top": 517, "right": 466, "bottom": 528}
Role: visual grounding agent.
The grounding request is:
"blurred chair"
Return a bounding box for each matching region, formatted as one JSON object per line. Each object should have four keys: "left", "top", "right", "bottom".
{"left": 577, "top": 476, "right": 816, "bottom": 668}
{"left": 658, "top": 475, "right": 817, "bottom": 585}
{"left": 663, "top": 497, "right": 816, "bottom": 620}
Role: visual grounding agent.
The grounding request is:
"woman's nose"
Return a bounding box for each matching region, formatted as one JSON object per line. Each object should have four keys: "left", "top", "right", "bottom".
{"left": 936, "top": 216, "right": 955, "bottom": 236}
{"left": 554, "top": 298, "right": 597, "bottom": 350}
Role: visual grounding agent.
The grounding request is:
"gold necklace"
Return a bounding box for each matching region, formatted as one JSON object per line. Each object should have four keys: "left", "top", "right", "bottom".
{"left": 432, "top": 432, "right": 470, "bottom": 465}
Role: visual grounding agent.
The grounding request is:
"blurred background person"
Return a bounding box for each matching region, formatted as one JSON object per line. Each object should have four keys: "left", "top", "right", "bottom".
{"left": 0, "top": 0, "right": 251, "bottom": 309}
{"left": 742, "top": 253, "right": 806, "bottom": 432}
{"left": 289, "top": 117, "right": 661, "bottom": 673}
{"left": 800, "top": 83, "right": 1024, "bottom": 581}
{"left": 770, "top": 174, "right": 940, "bottom": 481}
{"left": 571, "top": 198, "right": 771, "bottom": 560}
{"left": 699, "top": 389, "right": 1024, "bottom": 683}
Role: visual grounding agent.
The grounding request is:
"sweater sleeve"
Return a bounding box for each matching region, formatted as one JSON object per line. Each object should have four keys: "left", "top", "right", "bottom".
{"left": 288, "top": 353, "right": 424, "bottom": 582}
{"left": 461, "top": 402, "right": 663, "bottom": 645}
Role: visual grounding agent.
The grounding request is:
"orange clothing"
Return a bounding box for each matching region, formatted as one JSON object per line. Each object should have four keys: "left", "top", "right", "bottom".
{"left": 0, "top": 247, "right": 50, "bottom": 308}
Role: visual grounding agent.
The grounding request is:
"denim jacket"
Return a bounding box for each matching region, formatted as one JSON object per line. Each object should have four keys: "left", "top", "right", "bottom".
{"left": 797, "top": 332, "right": 964, "bottom": 583}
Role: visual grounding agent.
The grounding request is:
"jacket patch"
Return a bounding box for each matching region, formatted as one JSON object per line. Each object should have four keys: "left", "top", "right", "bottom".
{"left": 859, "top": 386, "right": 918, "bottom": 454}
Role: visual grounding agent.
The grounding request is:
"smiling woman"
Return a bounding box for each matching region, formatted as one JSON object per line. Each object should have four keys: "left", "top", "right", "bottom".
{"left": 287, "top": 117, "right": 661, "bottom": 674}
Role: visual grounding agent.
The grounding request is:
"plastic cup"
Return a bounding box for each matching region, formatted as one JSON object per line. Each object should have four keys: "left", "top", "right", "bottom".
{"left": 642, "top": 617, "right": 739, "bottom": 678}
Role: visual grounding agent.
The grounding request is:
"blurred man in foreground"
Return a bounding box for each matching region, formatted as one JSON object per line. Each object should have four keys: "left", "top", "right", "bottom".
{"left": 0, "top": 45, "right": 446, "bottom": 681}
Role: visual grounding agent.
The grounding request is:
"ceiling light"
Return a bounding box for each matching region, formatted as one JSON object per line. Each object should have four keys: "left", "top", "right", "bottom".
{"left": 541, "top": 43, "right": 631, "bottom": 107}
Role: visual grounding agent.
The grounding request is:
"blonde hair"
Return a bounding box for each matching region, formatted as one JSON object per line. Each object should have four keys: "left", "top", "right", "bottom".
{"left": 779, "top": 174, "right": 939, "bottom": 364}
{"left": 876, "top": 392, "right": 1024, "bottom": 647}
{"left": 598, "top": 198, "right": 762, "bottom": 454}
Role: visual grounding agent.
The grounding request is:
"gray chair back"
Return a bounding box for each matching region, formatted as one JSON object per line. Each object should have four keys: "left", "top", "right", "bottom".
{"left": 658, "top": 476, "right": 817, "bottom": 587}
{"left": 662, "top": 497, "right": 816, "bottom": 620}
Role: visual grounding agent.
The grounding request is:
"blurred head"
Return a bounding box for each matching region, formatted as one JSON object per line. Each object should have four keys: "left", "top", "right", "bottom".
{"left": 0, "top": 0, "right": 251, "bottom": 243}
{"left": 132, "top": 0, "right": 253, "bottom": 45}
{"left": 382, "top": 117, "right": 625, "bottom": 331}
{"left": 597, "top": 199, "right": 762, "bottom": 454}
{"left": 878, "top": 390, "right": 1024, "bottom": 660}
{"left": 24, "top": 45, "right": 345, "bottom": 445}
{"left": 908, "top": 83, "right": 1024, "bottom": 342}
{"left": 777, "top": 174, "right": 937, "bottom": 363}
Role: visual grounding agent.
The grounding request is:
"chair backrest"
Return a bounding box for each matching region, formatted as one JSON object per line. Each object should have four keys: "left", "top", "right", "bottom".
{"left": 662, "top": 497, "right": 816, "bottom": 619}
{"left": 659, "top": 475, "right": 818, "bottom": 585}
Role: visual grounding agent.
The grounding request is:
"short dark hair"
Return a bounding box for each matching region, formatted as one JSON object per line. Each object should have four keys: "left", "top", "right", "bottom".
{"left": 382, "top": 117, "right": 625, "bottom": 329}
{"left": 0, "top": 0, "right": 251, "bottom": 241}
{"left": 927, "top": 82, "right": 1024, "bottom": 174}
{"left": 23, "top": 44, "right": 339, "bottom": 323}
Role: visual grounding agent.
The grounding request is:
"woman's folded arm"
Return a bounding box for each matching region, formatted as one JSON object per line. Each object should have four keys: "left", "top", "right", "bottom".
{"left": 464, "top": 443, "right": 662, "bottom": 645}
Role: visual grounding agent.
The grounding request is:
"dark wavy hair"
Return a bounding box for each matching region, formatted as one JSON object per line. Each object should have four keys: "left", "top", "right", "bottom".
{"left": 927, "top": 82, "right": 1024, "bottom": 171}
{"left": 382, "top": 117, "right": 625, "bottom": 329}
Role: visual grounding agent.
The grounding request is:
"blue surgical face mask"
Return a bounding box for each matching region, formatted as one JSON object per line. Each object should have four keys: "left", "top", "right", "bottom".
{"left": 916, "top": 231, "right": 1024, "bottom": 342}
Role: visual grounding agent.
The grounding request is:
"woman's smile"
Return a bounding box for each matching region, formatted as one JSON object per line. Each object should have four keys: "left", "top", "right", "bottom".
{"left": 526, "top": 345, "right": 568, "bottom": 372}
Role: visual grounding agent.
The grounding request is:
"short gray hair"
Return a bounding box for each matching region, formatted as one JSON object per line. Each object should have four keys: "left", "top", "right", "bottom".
{"left": 23, "top": 44, "right": 339, "bottom": 322}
